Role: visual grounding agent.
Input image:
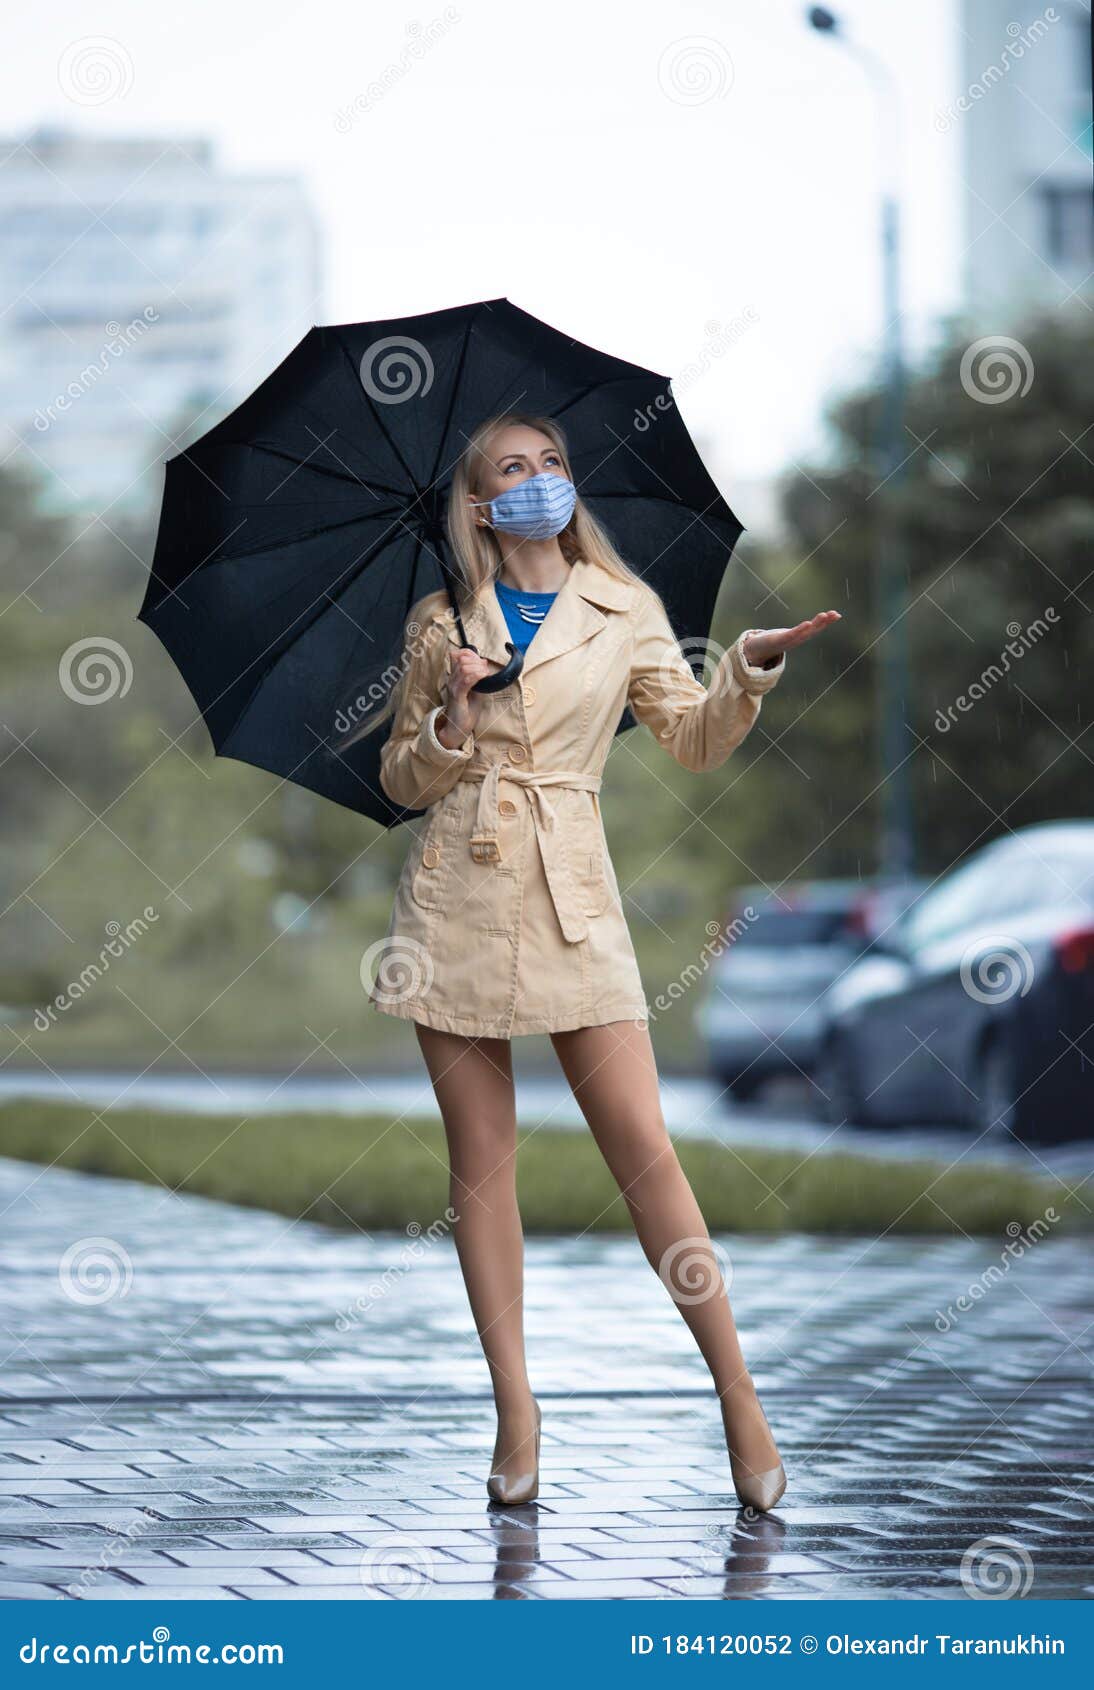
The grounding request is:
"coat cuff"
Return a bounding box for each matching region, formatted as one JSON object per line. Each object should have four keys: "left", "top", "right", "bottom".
{"left": 419, "top": 705, "right": 475, "bottom": 763}
{"left": 729, "top": 629, "right": 786, "bottom": 695}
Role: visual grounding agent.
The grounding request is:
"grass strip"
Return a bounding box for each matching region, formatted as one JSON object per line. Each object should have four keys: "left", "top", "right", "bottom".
{"left": 0, "top": 1099, "right": 1083, "bottom": 1238}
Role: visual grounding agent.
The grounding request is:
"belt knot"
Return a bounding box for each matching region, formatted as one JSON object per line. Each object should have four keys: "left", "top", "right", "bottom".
{"left": 460, "top": 762, "right": 603, "bottom": 942}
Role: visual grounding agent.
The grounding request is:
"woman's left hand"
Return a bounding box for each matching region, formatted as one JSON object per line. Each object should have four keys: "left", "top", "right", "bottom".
{"left": 743, "top": 610, "right": 842, "bottom": 669}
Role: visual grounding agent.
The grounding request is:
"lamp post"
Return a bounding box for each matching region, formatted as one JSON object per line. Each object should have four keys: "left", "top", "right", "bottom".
{"left": 807, "top": 7, "right": 916, "bottom": 882}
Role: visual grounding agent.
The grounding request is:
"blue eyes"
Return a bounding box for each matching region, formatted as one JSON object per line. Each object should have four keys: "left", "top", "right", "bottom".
{"left": 503, "top": 455, "right": 561, "bottom": 474}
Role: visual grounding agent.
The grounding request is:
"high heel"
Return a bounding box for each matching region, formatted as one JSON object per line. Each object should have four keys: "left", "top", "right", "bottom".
{"left": 731, "top": 1460, "right": 787, "bottom": 1513}
{"left": 722, "top": 1383, "right": 786, "bottom": 1514}
{"left": 487, "top": 1398, "right": 541, "bottom": 1505}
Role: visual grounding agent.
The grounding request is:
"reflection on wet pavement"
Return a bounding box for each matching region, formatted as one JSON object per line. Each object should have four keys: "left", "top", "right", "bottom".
{"left": 0, "top": 1159, "right": 1091, "bottom": 1599}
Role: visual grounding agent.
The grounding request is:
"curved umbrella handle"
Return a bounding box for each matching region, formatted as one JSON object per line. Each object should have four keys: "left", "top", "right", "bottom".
{"left": 469, "top": 641, "right": 524, "bottom": 694}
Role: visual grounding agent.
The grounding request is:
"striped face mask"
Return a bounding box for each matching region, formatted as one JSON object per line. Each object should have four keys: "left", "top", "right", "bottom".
{"left": 472, "top": 472, "right": 577, "bottom": 539}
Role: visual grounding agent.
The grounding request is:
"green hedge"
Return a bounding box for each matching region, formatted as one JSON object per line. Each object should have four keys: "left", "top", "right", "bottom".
{"left": 0, "top": 1100, "right": 1082, "bottom": 1239}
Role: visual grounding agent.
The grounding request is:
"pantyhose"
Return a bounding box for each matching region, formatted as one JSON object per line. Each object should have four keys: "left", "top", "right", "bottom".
{"left": 414, "top": 1018, "right": 782, "bottom": 1494}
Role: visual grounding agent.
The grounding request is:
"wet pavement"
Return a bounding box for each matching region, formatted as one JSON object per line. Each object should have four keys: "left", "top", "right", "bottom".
{"left": 0, "top": 1157, "right": 1092, "bottom": 1601}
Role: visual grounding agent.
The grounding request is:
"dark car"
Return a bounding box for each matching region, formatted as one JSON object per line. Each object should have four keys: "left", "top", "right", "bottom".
{"left": 697, "top": 878, "right": 924, "bottom": 1100}
{"left": 813, "top": 822, "right": 1094, "bottom": 1144}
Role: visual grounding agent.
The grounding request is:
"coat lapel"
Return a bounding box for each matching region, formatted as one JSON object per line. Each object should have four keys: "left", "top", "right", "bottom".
{"left": 438, "top": 580, "right": 512, "bottom": 668}
{"left": 520, "top": 566, "right": 606, "bottom": 674}
{"left": 438, "top": 557, "right": 635, "bottom": 675}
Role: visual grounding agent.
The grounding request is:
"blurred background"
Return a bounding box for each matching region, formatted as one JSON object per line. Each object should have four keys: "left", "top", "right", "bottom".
{"left": 1, "top": 0, "right": 1092, "bottom": 1163}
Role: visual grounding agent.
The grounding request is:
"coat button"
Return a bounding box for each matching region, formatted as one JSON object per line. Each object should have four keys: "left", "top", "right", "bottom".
{"left": 508, "top": 744, "right": 527, "bottom": 763}
{"left": 422, "top": 846, "right": 440, "bottom": 868}
{"left": 522, "top": 684, "right": 537, "bottom": 705}
{"left": 498, "top": 799, "right": 517, "bottom": 816}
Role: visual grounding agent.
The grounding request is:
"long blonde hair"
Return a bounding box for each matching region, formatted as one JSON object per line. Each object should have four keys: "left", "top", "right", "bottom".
{"left": 339, "top": 412, "right": 641, "bottom": 747}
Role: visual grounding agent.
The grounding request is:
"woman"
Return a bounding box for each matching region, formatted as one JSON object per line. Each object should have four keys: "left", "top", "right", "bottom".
{"left": 367, "top": 412, "right": 840, "bottom": 1510}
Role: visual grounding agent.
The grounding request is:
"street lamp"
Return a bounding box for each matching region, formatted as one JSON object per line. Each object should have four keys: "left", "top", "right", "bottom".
{"left": 807, "top": 6, "right": 916, "bottom": 882}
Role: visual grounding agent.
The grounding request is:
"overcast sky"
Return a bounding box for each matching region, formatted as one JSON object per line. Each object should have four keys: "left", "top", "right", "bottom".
{"left": 7, "top": 0, "right": 962, "bottom": 496}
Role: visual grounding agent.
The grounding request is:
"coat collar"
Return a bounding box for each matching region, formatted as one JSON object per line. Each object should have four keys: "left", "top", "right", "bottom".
{"left": 439, "top": 557, "right": 635, "bottom": 675}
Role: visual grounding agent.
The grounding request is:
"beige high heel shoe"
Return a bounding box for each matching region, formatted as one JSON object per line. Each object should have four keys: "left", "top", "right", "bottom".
{"left": 487, "top": 1398, "right": 541, "bottom": 1505}
{"left": 722, "top": 1383, "right": 786, "bottom": 1514}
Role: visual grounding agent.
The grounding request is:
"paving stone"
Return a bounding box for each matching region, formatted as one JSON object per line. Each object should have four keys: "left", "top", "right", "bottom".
{"left": 76, "top": 1584, "right": 244, "bottom": 1600}
{"left": 1, "top": 1157, "right": 1091, "bottom": 1602}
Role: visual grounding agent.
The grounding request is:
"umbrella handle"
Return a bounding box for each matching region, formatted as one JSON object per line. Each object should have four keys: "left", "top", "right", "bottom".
{"left": 468, "top": 641, "right": 525, "bottom": 694}
{"left": 441, "top": 571, "right": 521, "bottom": 691}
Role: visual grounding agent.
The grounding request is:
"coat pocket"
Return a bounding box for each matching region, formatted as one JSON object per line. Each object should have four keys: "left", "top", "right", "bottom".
{"left": 409, "top": 816, "right": 451, "bottom": 912}
{"left": 568, "top": 809, "right": 614, "bottom": 920}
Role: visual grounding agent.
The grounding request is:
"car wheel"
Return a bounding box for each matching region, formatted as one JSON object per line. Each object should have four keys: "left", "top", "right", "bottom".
{"left": 814, "top": 1031, "right": 872, "bottom": 1127}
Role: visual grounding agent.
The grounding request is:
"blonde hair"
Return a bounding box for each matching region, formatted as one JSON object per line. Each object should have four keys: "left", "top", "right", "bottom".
{"left": 338, "top": 412, "right": 641, "bottom": 748}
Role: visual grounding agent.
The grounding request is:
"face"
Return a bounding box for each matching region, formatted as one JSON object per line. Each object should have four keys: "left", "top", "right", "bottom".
{"left": 468, "top": 424, "right": 567, "bottom": 522}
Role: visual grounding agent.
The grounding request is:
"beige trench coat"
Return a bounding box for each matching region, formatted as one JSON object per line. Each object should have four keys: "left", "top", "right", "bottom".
{"left": 370, "top": 555, "right": 786, "bottom": 1038}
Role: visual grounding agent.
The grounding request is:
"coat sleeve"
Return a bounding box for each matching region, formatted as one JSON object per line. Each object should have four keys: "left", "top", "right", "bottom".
{"left": 378, "top": 616, "right": 476, "bottom": 810}
{"left": 626, "top": 586, "right": 786, "bottom": 774}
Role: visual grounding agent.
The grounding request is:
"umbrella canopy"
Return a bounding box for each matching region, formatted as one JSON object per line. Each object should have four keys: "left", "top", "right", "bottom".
{"left": 141, "top": 297, "right": 744, "bottom": 827}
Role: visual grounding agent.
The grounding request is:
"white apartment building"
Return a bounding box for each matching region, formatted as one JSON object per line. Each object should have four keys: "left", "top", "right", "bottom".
{"left": 958, "top": 0, "right": 1092, "bottom": 324}
{"left": 0, "top": 128, "right": 321, "bottom": 514}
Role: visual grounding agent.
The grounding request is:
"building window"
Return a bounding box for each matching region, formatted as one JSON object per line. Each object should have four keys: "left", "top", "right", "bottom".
{"left": 1041, "top": 183, "right": 1094, "bottom": 268}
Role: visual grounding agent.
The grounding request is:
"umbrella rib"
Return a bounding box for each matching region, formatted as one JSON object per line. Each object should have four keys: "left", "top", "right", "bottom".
{"left": 187, "top": 505, "right": 407, "bottom": 571}
{"left": 330, "top": 327, "right": 479, "bottom": 634}
{"left": 427, "top": 304, "right": 481, "bottom": 489}
{"left": 331, "top": 331, "right": 423, "bottom": 493}
{"left": 240, "top": 440, "right": 406, "bottom": 500}
{"left": 217, "top": 527, "right": 410, "bottom": 746}
{"left": 413, "top": 307, "right": 485, "bottom": 631}
{"left": 468, "top": 363, "right": 648, "bottom": 443}
{"left": 550, "top": 380, "right": 622, "bottom": 421}
{"left": 583, "top": 490, "right": 738, "bottom": 514}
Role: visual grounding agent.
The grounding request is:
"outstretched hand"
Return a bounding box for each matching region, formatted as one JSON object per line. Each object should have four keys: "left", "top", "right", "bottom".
{"left": 743, "top": 611, "right": 841, "bottom": 669}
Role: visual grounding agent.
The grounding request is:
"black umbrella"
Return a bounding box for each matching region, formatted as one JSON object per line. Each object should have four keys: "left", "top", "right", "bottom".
{"left": 141, "top": 297, "right": 744, "bottom": 827}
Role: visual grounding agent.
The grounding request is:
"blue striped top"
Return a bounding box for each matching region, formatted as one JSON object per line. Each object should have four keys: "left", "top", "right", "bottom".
{"left": 494, "top": 579, "right": 558, "bottom": 654}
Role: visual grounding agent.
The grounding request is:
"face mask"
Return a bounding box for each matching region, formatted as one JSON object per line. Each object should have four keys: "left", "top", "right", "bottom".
{"left": 472, "top": 472, "right": 577, "bottom": 540}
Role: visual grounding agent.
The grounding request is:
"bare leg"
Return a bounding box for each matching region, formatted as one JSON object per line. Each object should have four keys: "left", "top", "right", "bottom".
{"left": 550, "top": 1019, "right": 781, "bottom": 1481}
{"left": 414, "top": 1024, "right": 538, "bottom": 1493}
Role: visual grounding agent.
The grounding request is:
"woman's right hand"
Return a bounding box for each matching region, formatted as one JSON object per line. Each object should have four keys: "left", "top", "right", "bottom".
{"left": 437, "top": 648, "right": 496, "bottom": 747}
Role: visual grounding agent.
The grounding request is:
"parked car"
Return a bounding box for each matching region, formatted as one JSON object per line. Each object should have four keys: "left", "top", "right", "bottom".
{"left": 813, "top": 822, "right": 1094, "bottom": 1144}
{"left": 697, "top": 878, "right": 925, "bottom": 1100}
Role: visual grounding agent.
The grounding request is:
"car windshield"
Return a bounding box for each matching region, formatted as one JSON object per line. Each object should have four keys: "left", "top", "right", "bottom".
{"left": 729, "top": 909, "right": 859, "bottom": 947}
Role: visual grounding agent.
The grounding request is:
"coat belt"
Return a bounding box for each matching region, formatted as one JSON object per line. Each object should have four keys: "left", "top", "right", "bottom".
{"left": 460, "top": 763, "right": 603, "bottom": 944}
